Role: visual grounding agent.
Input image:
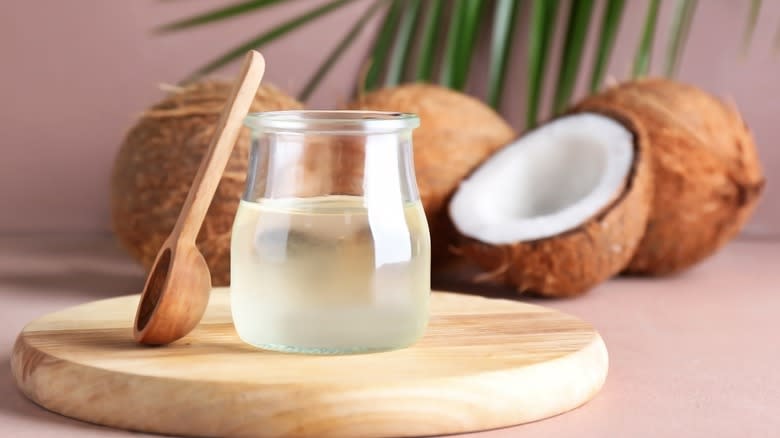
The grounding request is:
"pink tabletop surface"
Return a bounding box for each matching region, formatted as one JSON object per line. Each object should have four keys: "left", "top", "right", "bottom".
{"left": 1, "top": 235, "right": 778, "bottom": 438}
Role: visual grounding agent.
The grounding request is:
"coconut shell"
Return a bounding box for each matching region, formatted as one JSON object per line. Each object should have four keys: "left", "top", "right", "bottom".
{"left": 347, "top": 84, "right": 516, "bottom": 264}
{"left": 111, "top": 81, "right": 303, "bottom": 286}
{"left": 575, "top": 78, "right": 765, "bottom": 275}
{"left": 454, "top": 111, "right": 654, "bottom": 297}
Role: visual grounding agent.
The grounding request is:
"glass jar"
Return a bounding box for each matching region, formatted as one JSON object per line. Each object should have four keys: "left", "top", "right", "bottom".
{"left": 231, "top": 111, "right": 430, "bottom": 354}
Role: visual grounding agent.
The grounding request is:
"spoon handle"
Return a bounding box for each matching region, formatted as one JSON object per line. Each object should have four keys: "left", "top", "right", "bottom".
{"left": 172, "top": 50, "right": 266, "bottom": 244}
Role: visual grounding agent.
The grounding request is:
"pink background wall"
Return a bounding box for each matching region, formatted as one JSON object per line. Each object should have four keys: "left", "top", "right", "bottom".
{"left": 1, "top": 0, "right": 778, "bottom": 236}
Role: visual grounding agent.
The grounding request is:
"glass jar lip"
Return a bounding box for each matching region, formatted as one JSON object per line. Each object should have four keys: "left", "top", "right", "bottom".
{"left": 244, "top": 110, "right": 420, "bottom": 134}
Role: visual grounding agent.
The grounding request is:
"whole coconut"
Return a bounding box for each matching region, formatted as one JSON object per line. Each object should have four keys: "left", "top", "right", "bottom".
{"left": 111, "top": 81, "right": 303, "bottom": 286}
{"left": 347, "top": 84, "right": 516, "bottom": 263}
{"left": 575, "top": 78, "right": 764, "bottom": 275}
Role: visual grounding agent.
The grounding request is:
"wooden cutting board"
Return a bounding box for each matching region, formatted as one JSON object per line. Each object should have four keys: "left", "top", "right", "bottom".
{"left": 11, "top": 288, "right": 608, "bottom": 438}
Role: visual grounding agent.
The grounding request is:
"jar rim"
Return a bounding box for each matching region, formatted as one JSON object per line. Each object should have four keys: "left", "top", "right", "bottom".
{"left": 244, "top": 110, "right": 420, "bottom": 134}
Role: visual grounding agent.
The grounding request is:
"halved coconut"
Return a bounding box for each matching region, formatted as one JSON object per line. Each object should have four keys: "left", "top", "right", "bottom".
{"left": 450, "top": 112, "right": 653, "bottom": 297}
{"left": 575, "top": 79, "right": 765, "bottom": 275}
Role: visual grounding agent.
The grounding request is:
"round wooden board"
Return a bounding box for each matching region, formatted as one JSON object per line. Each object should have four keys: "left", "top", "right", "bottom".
{"left": 12, "top": 289, "right": 608, "bottom": 438}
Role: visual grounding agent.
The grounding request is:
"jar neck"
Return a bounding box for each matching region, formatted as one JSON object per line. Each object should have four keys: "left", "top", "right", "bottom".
{"left": 245, "top": 110, "right": 420, "bottom": 135}
{"left": 243, "top": 130, "right": 420, "bottom": 204}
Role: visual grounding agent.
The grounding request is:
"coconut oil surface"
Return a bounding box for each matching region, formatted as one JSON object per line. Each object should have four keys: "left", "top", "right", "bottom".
{"left": 231, "top": 195, "right": 430, "bottom": 354}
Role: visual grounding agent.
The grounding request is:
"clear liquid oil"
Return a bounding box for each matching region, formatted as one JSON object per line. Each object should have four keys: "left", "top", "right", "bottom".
{"left": 230, "top": 195, "right": 431, "bottom": 354}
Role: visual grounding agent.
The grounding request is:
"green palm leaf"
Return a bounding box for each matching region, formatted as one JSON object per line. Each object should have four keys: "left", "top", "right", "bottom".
{"left": 632, "top": 0, "right": 661, "bottom": 78}
{"left": 386, "top": 0, "right": 422, "bottom": 86}
{"left": 439, "top": 0, "right": 468, "bottom": 88}
{"left": 299, "top": 1, "right": 385, "bottom": 101}
{"left": 775, "top": 22, "right": 780, "bottom": 55}
{"left": 589, "top": 0, "right": 625, "bottom": 91}
{"left": 414, "top": 0, "right": 443, "bottom": 81}
{"left": 553, "top": 0, "right": 595, "bottom": 114}
{"left": 487, "top": 0, "right": 521, "bottom": 108}
{"left": 452, "top": 0, "right": 484, "bottom": 90}
{"left": 156, "top": 0, "right": 766, "bottom": 123}
{"left": 364, "top": 0, "right": 403, "bottom": 90}
{"left": 743, "top": 0, "right": 762, "bottom": 55}
{"left": 664, "top": 0, "right": 697, "bottom": 77}
{"left": 185, "top": 0, "right": 353, "bottom": 81}
{"left": 440, "top": 0, "right": 483, "bottom": 89}
{"left": 157, "top": 0, "right": 290, "bottom": 33}
{"left": 526, "top": 0, "right": 559, "bottom": 128}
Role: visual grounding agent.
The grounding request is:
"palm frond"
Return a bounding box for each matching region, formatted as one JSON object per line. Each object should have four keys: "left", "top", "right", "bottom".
{"left": 157, "top": 0, "right": 289, "bottom": 33}
{"left": 665, "top": 0, "right": 697, "bottom": 77}
{"left": 299, "top": 1, "right": 385, "bottom": 101}
{"left": 439, "top": 0, "right": 484, "bottom": 89}
{"left": 526, "top": 0, "right": 559, "bottom": 128}
{"left": 589, "top": 0, "right": 625, "bottom": 91}
{"left": 386, "top": 0, "right": 422, "bottom": 86}
{"left": 185, "top": 0, "right": 353, "bottom": 81}
{"left": 632, "top": 0, "right": 661, "bottom": 78}
{"left": 553, "top": 0, "right": 595, "bottom": 114}
{"left": 743, "top": 0, "right": 762, "bottom": 55}
{"left": 487, "top": 0, "right": 521, "bottom": 108}
{"left": 158, "top": 0, "right": 768, "bottom": 122}
{"left": 439, "top": 0, "right": 467, "bottom": 88}
{"left": 775, "top": 21, "right": 780, "bottom": 56}
{"left": 414, "top": 0, "right": 443, "bottom": 81}
{"left": 364, "top": 0, "right": 403, "bottom": 90}
{"left": 452, "top": 0, "right": 484, "bottom": 90}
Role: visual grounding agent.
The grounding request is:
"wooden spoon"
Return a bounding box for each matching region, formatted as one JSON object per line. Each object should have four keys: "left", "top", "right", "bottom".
{"left": 133, "top": 50, "right": 266, "bottom": 345}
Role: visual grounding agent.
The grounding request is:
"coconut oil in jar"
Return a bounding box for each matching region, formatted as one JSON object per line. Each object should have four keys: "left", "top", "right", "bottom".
{"left": 235, "top": 111, "right": 429, "bottom": 354}
{"left": 231, "top": 195, "right": 430, "bottom": 354}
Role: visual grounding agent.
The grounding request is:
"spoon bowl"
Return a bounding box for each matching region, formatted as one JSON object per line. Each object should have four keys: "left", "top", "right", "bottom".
{"left": 134, "top": 241, "right": 211, "bottom": 345}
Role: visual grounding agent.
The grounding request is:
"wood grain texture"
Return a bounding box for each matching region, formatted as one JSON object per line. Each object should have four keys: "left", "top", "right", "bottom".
{"left": 11, "top": 289, "right": 608, "bottom": 438}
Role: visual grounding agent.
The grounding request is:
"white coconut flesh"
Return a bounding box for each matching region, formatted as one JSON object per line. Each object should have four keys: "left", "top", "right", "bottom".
{"left": 449, "top": 113, "right": 634, "bottom": 245}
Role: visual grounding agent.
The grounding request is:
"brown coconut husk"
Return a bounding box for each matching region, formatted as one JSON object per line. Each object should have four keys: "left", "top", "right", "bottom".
{"left": 346, "top": 84, "right": 516, "bottom": 265}
{"left": 453, "top": 110, "right": 654, "bottom": 297}
{"left": 111, "top": 81, "right": 303, "bottom": 286}
{"left": 575, "top": 78, "right": 765, "bottom": 275}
